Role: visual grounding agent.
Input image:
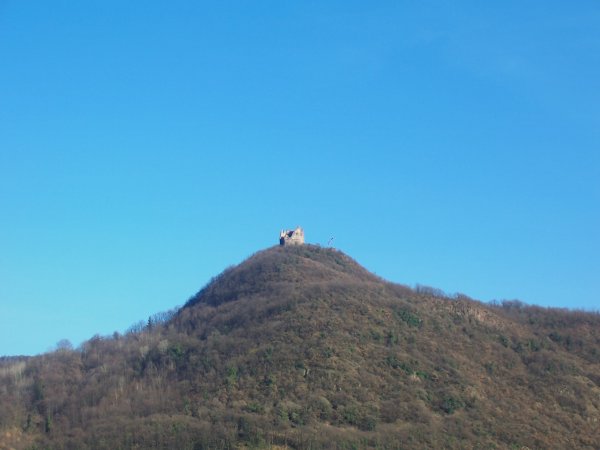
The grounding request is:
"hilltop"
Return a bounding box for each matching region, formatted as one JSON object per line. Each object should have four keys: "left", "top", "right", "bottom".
{"left": 0, "top": 245, "right": 599, "bottom": 449}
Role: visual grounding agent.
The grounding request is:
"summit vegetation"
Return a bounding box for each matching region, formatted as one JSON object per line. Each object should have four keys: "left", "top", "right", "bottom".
{"left": 0, "top": 245, "right": 599, "bottom": 449}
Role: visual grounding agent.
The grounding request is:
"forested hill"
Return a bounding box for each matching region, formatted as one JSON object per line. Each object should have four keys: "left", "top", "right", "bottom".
{"left": 1, "top": 245, "right": 599, "bottom": 449}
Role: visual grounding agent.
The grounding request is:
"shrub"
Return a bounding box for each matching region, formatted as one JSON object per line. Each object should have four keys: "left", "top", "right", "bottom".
{"left": 395, "top": 308, "right": 422, "bottom": 327}
{"left": 441, "top": 397, "right": 465, "bottom": 414}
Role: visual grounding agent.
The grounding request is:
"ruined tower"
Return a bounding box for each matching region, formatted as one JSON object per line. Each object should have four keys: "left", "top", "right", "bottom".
{"left": 279, "top": 227, "right": 304, "bottom": 246}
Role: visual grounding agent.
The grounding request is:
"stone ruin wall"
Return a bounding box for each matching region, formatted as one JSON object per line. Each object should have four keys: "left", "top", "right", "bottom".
{"left": 279, "top": 227, "right": 304, "bottom": 246}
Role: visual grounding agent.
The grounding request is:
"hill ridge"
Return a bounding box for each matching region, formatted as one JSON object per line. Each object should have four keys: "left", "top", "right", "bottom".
{"left": 1, "top": 245, "right": 599, "bottom": 449}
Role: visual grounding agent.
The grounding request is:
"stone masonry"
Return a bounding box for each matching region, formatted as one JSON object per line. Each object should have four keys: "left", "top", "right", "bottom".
{"left": 279, "top": 227, "right": 304, "bottom": 246}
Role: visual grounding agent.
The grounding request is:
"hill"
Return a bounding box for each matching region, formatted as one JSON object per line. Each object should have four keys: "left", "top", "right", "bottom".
{"left": 0, "top": 245, "right": 599, "bottom": 449}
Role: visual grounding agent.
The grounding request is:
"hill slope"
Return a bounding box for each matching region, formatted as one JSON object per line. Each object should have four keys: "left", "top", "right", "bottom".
{"left": 1, "top": 245, "right": 599, "bottom": 449}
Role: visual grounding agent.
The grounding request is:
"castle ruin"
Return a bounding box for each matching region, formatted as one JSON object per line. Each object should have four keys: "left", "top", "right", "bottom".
{"left": 279, "top": 227, "right": 304, "bottom": 246}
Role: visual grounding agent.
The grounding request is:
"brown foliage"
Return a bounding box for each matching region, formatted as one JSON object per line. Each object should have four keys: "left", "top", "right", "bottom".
{"left": 1, "top": 245, "right": 599, "bottom": 449}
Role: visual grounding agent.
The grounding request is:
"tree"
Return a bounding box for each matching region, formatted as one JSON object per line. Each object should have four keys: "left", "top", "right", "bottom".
{"left": 55, "top": 339, "right": 73, "bottom": 351}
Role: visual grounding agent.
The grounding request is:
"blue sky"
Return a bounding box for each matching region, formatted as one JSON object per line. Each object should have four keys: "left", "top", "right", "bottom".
{"left": 1, "top": 1, "right": 599, "bottom": 355}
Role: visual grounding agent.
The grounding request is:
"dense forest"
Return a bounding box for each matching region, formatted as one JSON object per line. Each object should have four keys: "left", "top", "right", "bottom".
{"left": 1, "top": 245, "right": 599, "bottom": 449}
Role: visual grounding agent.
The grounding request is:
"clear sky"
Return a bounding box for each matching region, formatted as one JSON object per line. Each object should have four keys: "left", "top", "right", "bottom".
{"left": 1, "top": 1, "right": 599, "bottom": 356}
